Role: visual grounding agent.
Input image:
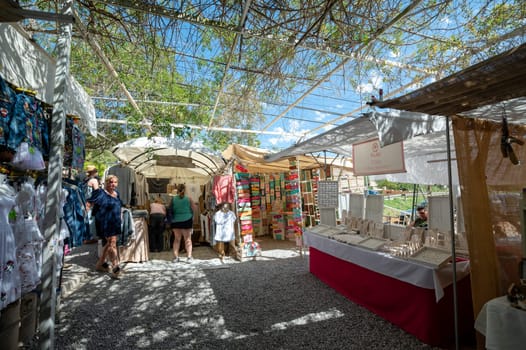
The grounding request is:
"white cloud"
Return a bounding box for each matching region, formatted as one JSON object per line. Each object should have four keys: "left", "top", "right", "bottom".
{"left": 357, "top": 82, "right": 375, "bottom": 94}
{"left": 265, "top": 121, "right": 309, "bottom": 147}
{"left": 357, "top": 71, "right": 384, "bottom": 94}
{"left": 314, "top": 110, "right": 328, "bottom": 121}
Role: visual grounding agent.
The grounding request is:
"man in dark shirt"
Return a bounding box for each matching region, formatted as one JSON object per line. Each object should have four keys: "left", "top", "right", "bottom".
{"left": 411, "top": 205, "right": 428, "bottom": 228}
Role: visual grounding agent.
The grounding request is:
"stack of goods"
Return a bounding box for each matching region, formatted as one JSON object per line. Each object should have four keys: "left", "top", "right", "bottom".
{"left": 271, "top": 211, "right": 286, "bottom": 240}
{"left": 250, "top": 176, "right": 262, "bottom": 236}
{"left": 275, "top": 174, "right": 283, "bottom": 205}
{"left": 286, "top": 158, "right": 303, "bottom": 242}
{"left": 264, "top": 174, "right": 272, "bottom": 211}
{"left": 235, "top": 172, "right": 253, "bottom": 242}
{"left": 259, "top": 175, "right": 268, "bottom": 235}
{"left": 312, "top": 168, "right": 321, "bottom": 225}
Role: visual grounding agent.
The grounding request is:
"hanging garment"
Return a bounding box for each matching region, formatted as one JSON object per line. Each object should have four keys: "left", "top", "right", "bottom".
{"left": 107, "top": 164, "right": 136, "bottom": 206}
{"left": 213, "top": 209, "right": 236, "bottom": 242}
{"left": 213, "top": 175, "right": 235, "bottom": 204}
{"left": 88, "top": 188, "right": 122, "bottom": 239}
{"left": 0, "top": 183, "right": 21, "bottom": 310}
{"left": 62, "top": 181, "right": 88, "bottom": 247}
{"left": 0, "top": 75, "right": 16, "bottom": 162}
{"left": 13, "top": 218, "right": 43, "bottom": 294}
{"left": 70, "top": 122, "right": 85, "bottom": 171}
{"left": 119, "top": 208, "right": 135, "bottom": 246}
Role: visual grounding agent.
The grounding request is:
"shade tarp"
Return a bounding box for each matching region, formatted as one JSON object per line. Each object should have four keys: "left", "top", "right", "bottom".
{"left": 223, "top": 144, "right": 354, "bottom": 173}
{"left": 265, "top": 110, "right": 456, "bottom": 185}
{"left": 112, "top": 137, "right": 227, "bottom": 185}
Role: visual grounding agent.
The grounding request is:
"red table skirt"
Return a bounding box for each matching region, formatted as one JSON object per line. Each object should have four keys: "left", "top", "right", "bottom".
{"left": 309, "top": 247, "right": 474, "bottom": 348}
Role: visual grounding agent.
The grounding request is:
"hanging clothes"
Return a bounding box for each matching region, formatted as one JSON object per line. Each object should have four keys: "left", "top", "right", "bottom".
{"left": 12, "top": 179, "right": 44, "bottom": 294}
{"left": 0, "top": 181, "right": 21, "bottom": 311}
{"left": 0, "top": 75, "right": 16, "bottom": 162}
{"left": 62, "top": 180, "right": 88, "bottom": 247}
{"left": 213, "top": 207, "right": 236, "bottom": 243}
{"left": 212, "top": 175, "right": 235, "bottom": 204}
{"left": 134, "top": 172, "right": 149, "bottom": 207}
{"left": 119, "top": 208, "right": 135, "bottom": 246}
{"left": 107, "top": 164, "right": 136, "bottom": 207}
{"left": 70, "top": 120, "right": 85, "bottom": 171}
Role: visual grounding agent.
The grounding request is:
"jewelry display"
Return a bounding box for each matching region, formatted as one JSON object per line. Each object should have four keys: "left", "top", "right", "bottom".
{"left": 357, "top": 236, "right": 388, "bottom": 251}
{"left": 334, "top": 233, "right": 367, "bottom": 245}
{"left": 406, "top": 246, "right": 452, "bottom": 268}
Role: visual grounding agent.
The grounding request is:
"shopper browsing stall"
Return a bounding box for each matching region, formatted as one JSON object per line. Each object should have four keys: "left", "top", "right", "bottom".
{"left": 149, "top": 196, "right": 167, "bottom": 252}
{"left": 171, "top": 183, "right": 197, "bottom": 263}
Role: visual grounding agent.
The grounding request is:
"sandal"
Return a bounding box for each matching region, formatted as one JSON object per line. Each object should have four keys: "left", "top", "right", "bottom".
{"left": 110, "top": 266, "right": 122, "bottom": 280}
{"left": 95, "top": 262, "right": 110, "bottom": 273}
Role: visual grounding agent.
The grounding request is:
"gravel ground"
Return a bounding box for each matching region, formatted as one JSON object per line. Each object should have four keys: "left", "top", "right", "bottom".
{"left": 39, "top": 238, "right": 460, "bottom": 349}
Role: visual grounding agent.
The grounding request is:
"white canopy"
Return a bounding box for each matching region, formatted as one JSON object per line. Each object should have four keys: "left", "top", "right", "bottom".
{"left": 112, "top": 137, "right": 227, "bottom": 185}
{"left": 265, "top": 95, "right": 526, "bottom": 186}
{"left": 265, "top": 110, "right": 457, "bottom": 185}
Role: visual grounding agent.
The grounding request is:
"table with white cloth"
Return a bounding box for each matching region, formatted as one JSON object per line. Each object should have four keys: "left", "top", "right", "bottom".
{"left": 119, "top": 217, "right": 149, "bottom": 263}
{"left": 304, "top": 230, "right": 474, "bottom": 348}
{"left": 474, "top": 295, "right": 526, "bottom": 350}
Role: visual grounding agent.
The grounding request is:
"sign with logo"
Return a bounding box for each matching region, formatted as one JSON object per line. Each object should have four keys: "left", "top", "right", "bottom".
{"left": 352, "top": 138, "right": 406, "bottom": 176}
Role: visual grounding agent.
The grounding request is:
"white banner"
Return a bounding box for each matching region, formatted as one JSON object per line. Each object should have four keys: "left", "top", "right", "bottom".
{"left": 352, "top": 138, "right": 406, "bottom": 176}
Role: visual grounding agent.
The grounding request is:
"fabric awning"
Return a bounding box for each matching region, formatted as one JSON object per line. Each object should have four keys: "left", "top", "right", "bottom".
{"left": 112, "top": 137, "right": 227, "bottom": 184}
{"left": 264, "top": 111, "right": 456, "bottom": 185}
{"left": 223, "top": 143, "right": 354, "bottom": 174}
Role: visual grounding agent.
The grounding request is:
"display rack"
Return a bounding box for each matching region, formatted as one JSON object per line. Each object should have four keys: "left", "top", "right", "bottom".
{"left": 250, "top": 175, "right": 263, "bottom": 236}
{"left": 300, "top": 169, "right": 317, "bottom": 227}
{"left": 286, "top": 158, "right": 303, "bottom": 245}
{"left": 235, "top": 172, "right": 253, "bottom": 242}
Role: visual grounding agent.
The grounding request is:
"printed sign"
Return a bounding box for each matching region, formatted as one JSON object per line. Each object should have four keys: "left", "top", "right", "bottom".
{"left": 352, "top": 138, "right": 406, "bottom": 176}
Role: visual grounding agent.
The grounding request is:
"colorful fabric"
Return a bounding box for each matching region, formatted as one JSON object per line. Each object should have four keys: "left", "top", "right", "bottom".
{"left": 213, "top": 175, "right": 235, "bottom": 204}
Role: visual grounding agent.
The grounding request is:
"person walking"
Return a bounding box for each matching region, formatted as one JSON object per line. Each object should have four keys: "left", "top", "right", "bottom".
{"left": 171, "top": 183, "right": 197, "bottom": 263}
{"left": 87, "top": 174, "right": 123, "bottom": 279}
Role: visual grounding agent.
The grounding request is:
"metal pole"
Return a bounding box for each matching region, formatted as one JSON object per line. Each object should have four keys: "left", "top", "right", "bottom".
{"left": 39, "top": 1, "right": 73, "bottom": 348}
{"left": 411, "top": 184, "right": 417, "bottom": 222}
{"left": 446, "top": 116, "right": 459, "bottom": 350}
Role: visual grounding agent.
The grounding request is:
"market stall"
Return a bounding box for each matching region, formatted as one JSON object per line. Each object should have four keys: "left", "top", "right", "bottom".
{"left": 111, "top": 137, "right": 228, "bottom": 255}
{"left": 220, "top": 144, "right": 355, "bottom": 256}
{"left": 265, "top": 43, "right": 526, "bottom": 349}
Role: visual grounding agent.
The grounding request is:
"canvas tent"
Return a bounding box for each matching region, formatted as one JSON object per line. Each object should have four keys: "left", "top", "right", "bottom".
{"left": 223, "top": 143, "right": 354, "bottom": 174}
{"left": 112, "top": 137, "right": 227, "bottom": 185}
